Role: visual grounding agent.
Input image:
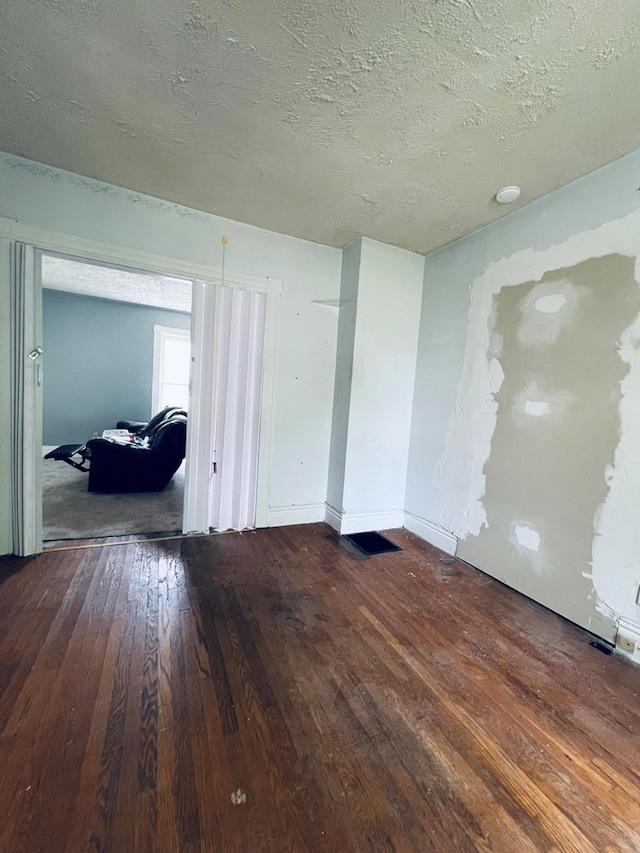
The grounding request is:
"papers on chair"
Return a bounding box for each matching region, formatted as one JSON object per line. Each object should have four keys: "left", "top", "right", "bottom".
{"left": 101, "top": 429, "right": 133, "bottom": 443}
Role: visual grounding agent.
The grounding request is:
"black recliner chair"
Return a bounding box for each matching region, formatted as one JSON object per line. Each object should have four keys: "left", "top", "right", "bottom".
{"left": 44, "top": 408, "right": 187, "bottom": 494}
{"left": 115, "top": 406, "right": 186, "bottom": 439}
{"left": 86, "top": 410, "right": 187, "bottom": 493}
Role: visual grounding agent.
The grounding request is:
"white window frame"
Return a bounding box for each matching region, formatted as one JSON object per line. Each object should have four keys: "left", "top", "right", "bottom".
{"left": 152, "top": 324, "right": 191, "bottom": 416}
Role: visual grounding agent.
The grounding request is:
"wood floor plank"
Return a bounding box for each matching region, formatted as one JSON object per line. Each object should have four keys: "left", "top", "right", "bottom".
{"left": 337, "top": 530, "right": 640, "bottom": 790}
{"left": 358, "top": 604, "right": 600, "bottom": 853}
{"left": 88, "top": 546, "right": 143, "bottom": 853}
{"left": 111, "top": 545, "right": 158, "bottom": 852}
{"left": 1, "top": 523, "right": 639, "bottom": 852}
{"left": 343, "top": 580, "right": 640, "bottom": 849}
{"left": 65, "top": 615, "right": 128, "bottom": 852}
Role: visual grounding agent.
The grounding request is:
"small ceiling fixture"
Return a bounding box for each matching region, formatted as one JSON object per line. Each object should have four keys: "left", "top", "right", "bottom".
{"left": 495, "top": 186, "right": 521, "bottom": 204}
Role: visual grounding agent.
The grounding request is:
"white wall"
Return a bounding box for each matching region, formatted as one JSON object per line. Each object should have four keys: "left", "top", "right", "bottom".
{"left": 406, "top": 148, "right": 640, "bottom": 636}
{"left": 326, "top": 240, "right": 360, "bottom": 512}
{"left": 327, "top": 237, "right": 423, "bottom": 533}
{"left": 0, "top": 153, "right": 342, "bottom": 553}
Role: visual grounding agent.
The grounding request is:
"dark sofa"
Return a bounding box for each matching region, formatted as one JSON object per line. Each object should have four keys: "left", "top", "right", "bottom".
{"left": 44, "top": 407, "right": 188, "bottom": 493}
{"left": 85, "top": 408, "right": 187, "bottom": 493}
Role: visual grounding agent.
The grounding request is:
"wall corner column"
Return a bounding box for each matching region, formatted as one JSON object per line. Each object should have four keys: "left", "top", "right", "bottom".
{"left": 326, "top": 237, "right": 424, "bottom": 535}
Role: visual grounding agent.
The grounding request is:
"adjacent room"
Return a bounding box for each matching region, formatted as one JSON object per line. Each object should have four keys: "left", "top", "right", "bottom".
{"left": 1, "top": 1, "right": 640, "bottom": 851}
{"left": 41, "top": 254, "right": 192, "bottom": 541}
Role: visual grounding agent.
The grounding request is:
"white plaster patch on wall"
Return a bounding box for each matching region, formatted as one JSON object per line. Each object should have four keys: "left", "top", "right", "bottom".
{"left": 511, "top": 521, "right": 552, "bottom": 577}
{"left": 432, "top": 285, "right": 498, "bottom": 536}
{"left": 488, "top": 357, "right": 504, "bottom": 393}
{"left": 535, "top": 293, "right": 567, "bottom": 313}
{"left": 517, "top": 279, "right": 583, "bottom": 347}
{"left": 514, "top": 524, "right": 540, "bottom": 551}
{"left": 524, "top": 400, "right": 550, "bottom": 417}
{"left": 511, "top": 379, "right": 576, "bottom": 424}
{"left": 433, "top": 207, "right": 640, "bottom": 637}
{"left": 592, "top": 250, "right": 640, "bottom": 624}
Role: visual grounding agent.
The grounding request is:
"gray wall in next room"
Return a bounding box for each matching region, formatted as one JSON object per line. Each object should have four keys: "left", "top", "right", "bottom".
{"left": 43, "top": 288, "right": 191, "bottom": 445}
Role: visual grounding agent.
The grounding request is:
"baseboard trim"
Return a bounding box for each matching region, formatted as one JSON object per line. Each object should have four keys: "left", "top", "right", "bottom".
{"left": 267, "top": 503, "right": 325, "bottom": 527}
{"left": 324, "top": 503, "right": 343, "bottom": 532}
{"left": 324, "top": 504, "right": 404, "bottom": 535}
{"left": 616, "top": 616, "right": 640, "bottom": 665}
{"left": 403, "top": 511, "right": 457, "bottom": 556}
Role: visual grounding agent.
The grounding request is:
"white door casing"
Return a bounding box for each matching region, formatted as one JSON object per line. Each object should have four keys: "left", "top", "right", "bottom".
{"left": 1, "top": 217, "right": 281, "bottom": 554}
{"left": 10, "top": 243, "right": 43, "bottom": 556}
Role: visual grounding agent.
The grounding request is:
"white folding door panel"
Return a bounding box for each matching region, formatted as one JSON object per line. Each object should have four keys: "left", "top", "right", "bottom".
{"left": 209, "top": 285, "right": 266, "bottom": 531}
{"left": 183, "top": 279, "right": 215, "bottom": 534}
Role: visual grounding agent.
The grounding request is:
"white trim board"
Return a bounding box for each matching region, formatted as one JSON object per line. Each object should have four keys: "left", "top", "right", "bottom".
{"left": 267, "top": 504, "right": 325, "bottom": 527}
{"left": 324, "top": 504, "right": 405, "bottom": 535}
{"left": 10, "top": 243, "right": 43, "bottom": 556}
{"left": 324, "top": 503, "right": 343, "bottom": 532}
{"left": 0, "top": 216, "right": 282, "bottom": 295}
{"left": 403, "top": 511, "right": 458, "bottom": 556}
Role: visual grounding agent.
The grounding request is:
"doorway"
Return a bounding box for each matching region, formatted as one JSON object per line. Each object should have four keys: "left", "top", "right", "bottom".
{"left": 10, "top": 236, "right": 279, "bottom": 556}
{"left": 40, "top": 253, "right": 192, "bottom": 542}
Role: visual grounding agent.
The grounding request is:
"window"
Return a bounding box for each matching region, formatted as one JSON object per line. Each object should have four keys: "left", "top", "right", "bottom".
{"left": 152, "top": 325, "right": 191, "bottom": 414}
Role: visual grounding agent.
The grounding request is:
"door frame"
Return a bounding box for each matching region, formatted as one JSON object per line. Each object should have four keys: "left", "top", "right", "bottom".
{"left": 2, "top": 215, "right": 281, "bottom": 554}
{"left": 9, "top": 243, "right": 43, "bottom": 555}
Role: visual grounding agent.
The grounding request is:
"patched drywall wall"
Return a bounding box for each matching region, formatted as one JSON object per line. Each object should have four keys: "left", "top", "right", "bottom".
{"left": 424, "top": 213, "right": 640, "bottom": 638}
{"left": 455, "top": 256, "right": 639, "bottom": 639}
{"left": 407, "top": 149, "right": 640, "bottom": 640}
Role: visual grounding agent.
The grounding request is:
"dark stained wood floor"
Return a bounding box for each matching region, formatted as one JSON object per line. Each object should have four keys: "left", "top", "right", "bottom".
{"left": 1, "top": 524, "right": 639, "bottom": 852}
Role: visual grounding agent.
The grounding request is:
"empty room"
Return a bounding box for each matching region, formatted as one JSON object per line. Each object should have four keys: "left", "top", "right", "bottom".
{"left": 1, "top": 1, "right": 640, "bottom": 851}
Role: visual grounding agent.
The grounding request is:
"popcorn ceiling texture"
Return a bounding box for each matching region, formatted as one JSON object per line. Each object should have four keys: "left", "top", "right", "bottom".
{"left": 41, "top": 256, "right": 192, "bottom": 312}
{"left": 1, "top": 0, "right": 639, "bottom": 252}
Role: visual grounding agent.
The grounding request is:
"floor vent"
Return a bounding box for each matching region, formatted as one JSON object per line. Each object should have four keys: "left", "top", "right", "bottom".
{"left": 589, "top": 638, "right": 614, "bottom": 656}
{"left": 344, "top": 531, "right": 402, "bottom": 556}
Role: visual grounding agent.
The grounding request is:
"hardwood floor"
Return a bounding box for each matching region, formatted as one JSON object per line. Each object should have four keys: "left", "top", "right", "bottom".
{"left": 1, "top": 524, "right": 639, "bottom": 852}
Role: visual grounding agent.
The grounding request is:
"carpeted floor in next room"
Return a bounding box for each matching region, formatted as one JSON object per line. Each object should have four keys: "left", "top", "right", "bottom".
{"left": 42, "top": 447, "right": 185, "bottom": 540}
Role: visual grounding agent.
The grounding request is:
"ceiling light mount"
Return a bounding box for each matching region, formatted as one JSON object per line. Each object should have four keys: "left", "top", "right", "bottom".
{"left": 495, "top": 186, "right": 521, "bottom": 204}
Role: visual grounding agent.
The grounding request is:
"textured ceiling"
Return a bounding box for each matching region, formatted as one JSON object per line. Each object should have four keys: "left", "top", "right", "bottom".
{"left": 42, "top": 256, "right": 192, "bottom": 312}
{"left": 2, "top": 0, "right": 640, "bottom": 253}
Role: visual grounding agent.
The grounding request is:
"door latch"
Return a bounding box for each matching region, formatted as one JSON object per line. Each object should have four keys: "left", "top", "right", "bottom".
{"left": 28, "top": 346, "right": 43, "bottom": 360}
